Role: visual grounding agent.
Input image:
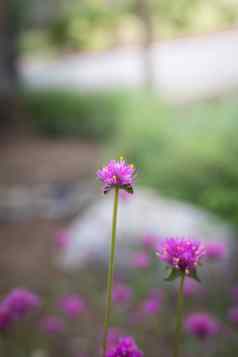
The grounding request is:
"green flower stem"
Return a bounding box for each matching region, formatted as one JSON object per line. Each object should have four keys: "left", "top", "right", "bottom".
{"left": 174, "top": 273, "right": 185, "bottom": 357}
{"left": 102, "top": 186, "right": 119, "bottom": 357}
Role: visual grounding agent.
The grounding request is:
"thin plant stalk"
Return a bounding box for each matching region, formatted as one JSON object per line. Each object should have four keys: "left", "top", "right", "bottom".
{"left": 174, "top": 273, "right": 185, "bottom": 357}
{"left": 102, "top": 186, "right": 119, "bottom": 356}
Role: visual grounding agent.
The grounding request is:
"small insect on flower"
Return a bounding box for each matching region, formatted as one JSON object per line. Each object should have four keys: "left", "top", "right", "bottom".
{"left": 106, "top": 336, "right": 143, "bottom": 357}
{"left": 185, "top": 313, "right": 220, "bottom": 340}
{"left": 96, "top": 157, "right": 136, "bottom": 194}
{"left": 156, "top": 238, "right": 206, "bottom": 281}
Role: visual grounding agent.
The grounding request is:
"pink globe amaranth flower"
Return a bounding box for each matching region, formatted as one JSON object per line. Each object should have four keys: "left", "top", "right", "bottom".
{"left": 57, "top": 294, "right": 87, "bottom": 319}
{"left": 157, "top": 238, "right": 206, "bottom": 275}
{"left": 205, "top": 242, "right": 227, "bottom": 261}
{"left": 96, "top": 158, "right": 136, "bottom": 194}
{"left": 130, "top": 251, "right": 150, "bottom": 269}
{"left": 106, "top": 336, "right": 143, "bottom": 357}
{"left": 0, "top": 304, "right": 12, "bottom": 330}
{"left": 55, "top": 230, "right": 71, "bottom": 250}
{"left": 40, "top": 315, "right": 64, "bottom": 335}
{"left": 228, "top": 306, "right": 238, "bottom": 325}
{"left": 3, "top": 288, "right": 40, "bottom": 320}
{"left": 185, "top": 313, "right": 220, "bottom": 340}
{"left": 112, "top": 283, "right": 133, "bottom": 305}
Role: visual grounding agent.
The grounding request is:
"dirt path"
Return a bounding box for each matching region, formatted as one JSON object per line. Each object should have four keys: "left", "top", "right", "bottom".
{"left": 0, "top": 136, "right": 101, "bottom": 294}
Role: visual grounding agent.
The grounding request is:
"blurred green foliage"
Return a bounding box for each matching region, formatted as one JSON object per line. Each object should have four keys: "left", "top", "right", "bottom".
{"left": 24, "top": 89, "right": 238, "bottom": 225}
{"left": 21, "top": 0, "right": 238, "bottom": 54}
{"left": 23, "top": 89, "right": 129, "bottom": 140}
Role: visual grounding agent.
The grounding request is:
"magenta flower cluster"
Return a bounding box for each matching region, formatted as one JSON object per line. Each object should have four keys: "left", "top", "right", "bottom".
{"left": 157, "top": 238, "right": 206, "bottom": 274}
{"left": 106, "top": 336, "right": 143, "bottom": 357}
{"left": 96, "top": 158, "right": 136, "bottom": 193}
{"left": 185, "top": 313, "right": 220, "bottom": 339}
{"left": 0, "top": 288, "right": 40, "bottom": 330}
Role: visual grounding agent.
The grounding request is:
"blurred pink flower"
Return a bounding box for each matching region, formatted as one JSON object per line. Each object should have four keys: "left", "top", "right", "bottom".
{"left": 0, "top": 304, "right": 12, "bottom": 330}
{"left": 106, "top": 336, "right": 143, "bottom": 357}
{"left": 3, "top": 288, "right": 40, "bottom": 320}
{"left": 143, "top": 234, "right": 159, "bottom": 250}
{"left": 228, "top": 306, "right": 238, "bottom": 325}
{"left": 205, "top": 242, "right": 227, "bottom": 261}
{"left": 131, "top": 251, "right": 150, "bottom": 269}
{"left": 40, "top": 315, "right": 64, "bottom": 335}
{"left": 55, "top": 230, "right": 71, "bottom": 250}
{"left": 112, "top": 283, "right": 133, "bottom": 305}
{"left": 231, "top": 286, "right": 238, "bottom": 302}
{"left": 185, "top": 313, "right": 220, "bottom": 340}
{"left": 57, "top": 294, "right": 87, "bottom": 319}
{"left": 183, "top": 278, "right": 203, "bottom": 298}
{"left": 140, "top": 295, "right": 160, "bottom": 316}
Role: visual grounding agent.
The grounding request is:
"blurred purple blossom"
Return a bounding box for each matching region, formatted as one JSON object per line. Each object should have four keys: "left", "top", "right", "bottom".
{"left": 40, "top": 315, "right": 64, "bottom": 335}
{"left": 183, "top": 278, "right": 203, "bottom": 298}
{"left": 106, "top": 336, "right": 143, "bottom": 357}
{"left": 228, "top": 306, "right": 238, "bottom": 325}
{"left": 185, "top": 313, "right": 220, "bottom": 339}
{"left": 3, "top": 288, "right": 40, "bottom": 320}
{"left": 112, "top": 283, "right": 133, "bottom": 305}
{"left": 0, "top": 304, "right": 12, "bottom": 330}
{"left": 57, "top": 294, "right": 87, "bottom": 319}
{"left": 55, "top": 230, "right": 71, "bottom": 250}
{"left": 130, "top": 251, "right": 150, "bottom": 269}
{"left": 205, "top": 242, "right": 227, "bottom": 261}
{"left": 143, "top": 234, "right": 159, "bottom": 250}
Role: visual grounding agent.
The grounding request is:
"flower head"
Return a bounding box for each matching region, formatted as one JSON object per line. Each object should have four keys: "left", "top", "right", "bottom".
{"left": 3, "top": 288, "right": 40, "bottom": 320}
{"left": 157, "top": 238, "right": 206, "bottom": 276}
{"left": 96, "top": 158, "right": 136, "bottom": 194}
{"left": 185, "top": 313, "right": 219, "bottom": 339}
{"left": 205, "top": 242, "right": 227, "bottom": 262}
{"left": 112, "top": 283, "right": 133, "bottom": 305}
{"left": 106, "top": 336, "right": 143, "bottom": 357}
{"left": 40, "top": 315, "right": 64, "bottom": 335}
{"left": 57, "top": 294, "right": 86, "bottom": 319}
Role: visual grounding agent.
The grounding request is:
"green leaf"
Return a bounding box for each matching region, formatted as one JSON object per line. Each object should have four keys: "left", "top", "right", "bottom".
{"left": 189, "top": 269, "right": 201, "bottom": 283}
{"left": 165, "top": 268, "right": 181, "bottom": 282}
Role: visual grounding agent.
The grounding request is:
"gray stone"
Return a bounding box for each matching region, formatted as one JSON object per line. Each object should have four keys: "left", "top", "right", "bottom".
{"left": 63, "top": 188, "right": 235, "bottom": 268}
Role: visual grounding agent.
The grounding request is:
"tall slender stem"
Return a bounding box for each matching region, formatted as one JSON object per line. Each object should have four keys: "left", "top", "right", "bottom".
{"left": 102, "top": 187, "right": 119, "bottom": 356}
{"left": 174, "top": 273, "right": 185, "bottom": 357}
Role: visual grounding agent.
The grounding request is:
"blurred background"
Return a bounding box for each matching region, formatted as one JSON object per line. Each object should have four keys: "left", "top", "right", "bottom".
{"left": 1, "top": 0, "right": 238, "bottom": 356}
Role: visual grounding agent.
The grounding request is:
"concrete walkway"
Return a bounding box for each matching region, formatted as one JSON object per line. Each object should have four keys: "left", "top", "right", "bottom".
{"left": 20, "top": 29, "right": 238, "bottom": 102}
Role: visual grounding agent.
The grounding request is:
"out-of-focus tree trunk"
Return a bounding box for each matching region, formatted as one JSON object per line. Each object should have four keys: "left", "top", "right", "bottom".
{"left": 136, "top": 0, "right": 154, "bottom": 89}
{"left": 0, "top": 0, "right": 20, "bottom": 130}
